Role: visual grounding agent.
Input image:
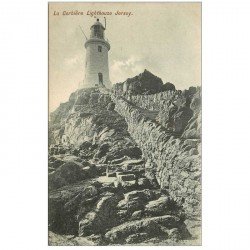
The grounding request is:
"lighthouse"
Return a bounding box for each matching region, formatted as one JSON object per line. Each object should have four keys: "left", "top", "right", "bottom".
{"left": 80, "top": 18, "right": 111, "bottom": 89}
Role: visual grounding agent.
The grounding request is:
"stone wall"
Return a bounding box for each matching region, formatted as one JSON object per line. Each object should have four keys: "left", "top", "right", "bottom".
{"left": 128, "top": 87, "right": 201, "bottom": 136}
{"left": 129, "top": 87, "right": 200, "bottom": 112}
{"left": 130, "top": 90, "right": 177, "bottom": 111}
{"left": 113, "top": 96, "right": 201, "bottom": 219}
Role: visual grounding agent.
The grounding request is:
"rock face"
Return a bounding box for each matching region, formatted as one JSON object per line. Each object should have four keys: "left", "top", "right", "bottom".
{"left": 162, "top": 82, "right": 176, "bottom": 92}
{"left": 182, "top": 89, "right": 201, "bottom": 139}
{"left": 113, "top": 70, "right": 164, "bottom": 95}
{"left": 49, "top": 71, "right": 201, "bottom": 245}
{"left": 49, "top": 88, "right": 142, "bottom": 166}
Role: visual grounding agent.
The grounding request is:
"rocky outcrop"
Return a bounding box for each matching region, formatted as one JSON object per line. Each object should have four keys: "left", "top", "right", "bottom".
{"left": 113, "top": 70, "right": 179, "bottom": 97}
{"left": 49, "top": 89, "right": 142, "bottom": 166}
{"left": 162, "top": 82, "right": 176, "bottom": 92}
{"left": 113, "top": 70, "right": 164, "bottom": 95}
{"left": 49, "top": 161, "right": 97, "bottom": 190}
{"left": 48, "top": 179, "right": 102, "bottom": 235}
{"left": 49, "top": 72, "right": 201, "bottom": 245}
{"left": 145, "top": 196, "right": 170, "bottom": 216}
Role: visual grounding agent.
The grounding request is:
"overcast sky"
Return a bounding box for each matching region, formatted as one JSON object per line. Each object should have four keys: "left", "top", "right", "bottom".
{"left": 49, "top": 2, "right": 201, "bottom": 112}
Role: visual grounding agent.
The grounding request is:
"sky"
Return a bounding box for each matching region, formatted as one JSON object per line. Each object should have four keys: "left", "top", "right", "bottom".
{"left": 49, "top": 2, "right": 201, "bottom": 112}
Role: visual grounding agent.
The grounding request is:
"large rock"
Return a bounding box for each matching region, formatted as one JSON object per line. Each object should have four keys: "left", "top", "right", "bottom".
{"left": 48, "top": 181, "right": 101, "bottom": 235}
{"left": 145, "top": 196, "right": 170, "bottom": 216}
{"left": 105, "top": 215, "right": 181, "bottom": 244}
{"left": 113, "top": 70, "right": 164, "bottom": 95}
{"left": 116, "top": 190, "right": 161, "bottom": 216}
{"left": 48, "top": 161, "right": 96, "bottom": 190}
{"left": 117, "top": 197, "right": 144, "bottom": 214}
{"left": 162, "top": 82, "right": 176, "bottom": 92}
{"left": 79, "top": 193, "right": 119, "bottom": 236}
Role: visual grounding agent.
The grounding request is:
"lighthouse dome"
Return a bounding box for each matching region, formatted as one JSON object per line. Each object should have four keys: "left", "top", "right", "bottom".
{"left": 90, "top": 19, "right": 105, "bottom": 39}
{"left": 90, "top": 19, "right": 105, "bottom": 30}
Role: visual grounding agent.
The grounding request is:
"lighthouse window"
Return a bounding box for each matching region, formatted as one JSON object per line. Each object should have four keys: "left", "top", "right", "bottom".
{"left": 94, "top": 26, "right": 100, "bottom": 37}
{"left": 98, "top": 46, "right": 102, "bottom": 52}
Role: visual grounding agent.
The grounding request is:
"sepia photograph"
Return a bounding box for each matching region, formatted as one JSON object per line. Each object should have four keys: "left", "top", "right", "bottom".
{"left": 2, "top": 1, "right": 250, "bottom": 250}
{"left": 48, "top": 2, "right": 201, "bottom": 246}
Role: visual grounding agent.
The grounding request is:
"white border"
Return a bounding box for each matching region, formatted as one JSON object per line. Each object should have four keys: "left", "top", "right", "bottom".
{"left": 1, "top": 0, "right": 250, "bottom": 249}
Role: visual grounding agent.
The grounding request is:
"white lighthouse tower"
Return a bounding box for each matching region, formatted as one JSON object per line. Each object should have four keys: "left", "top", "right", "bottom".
{"left": 80, "top": 18, "right": 111, "bottom": 89}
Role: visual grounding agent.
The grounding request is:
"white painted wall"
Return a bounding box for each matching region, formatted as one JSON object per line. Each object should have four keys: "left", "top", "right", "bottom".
{"left": 81, "top": 38, "right": 111, "bottom": 89}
